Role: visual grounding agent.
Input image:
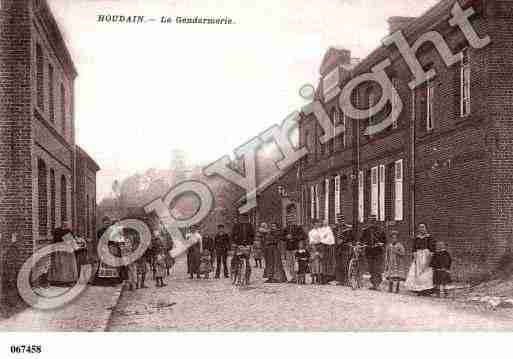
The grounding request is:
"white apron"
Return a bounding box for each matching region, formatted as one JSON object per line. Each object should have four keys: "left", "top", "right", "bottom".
{"left": 405, "top": 249, "right": 434, "bottom": 292}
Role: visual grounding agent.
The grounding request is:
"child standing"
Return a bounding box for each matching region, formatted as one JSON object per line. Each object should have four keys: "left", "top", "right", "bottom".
{"left": 253, "top": 235, "right": 263, "bottom": 268}
{"left": 295, "top": 241, "right": 310, "bottom": 284}
{"left": 310, "top": 243, "right": 322, "bottom": 285}
{"left": 155, "top": 253, "right": 167, "bottom": 288}
{"left": 384, "top": 231, "right": 406, "bottom": 293}
{"left": 431, "top": 241, "right": 452, "bottom": 298}
{"left": 199, "top": 250, "right": 213, "bottom": 279}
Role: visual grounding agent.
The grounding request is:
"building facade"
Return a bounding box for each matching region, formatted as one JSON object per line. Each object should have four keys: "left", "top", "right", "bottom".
{"left": 292, "top": 0, "right": 513, "bottom": 281}
{"left": 0, "top": 0, "right": 99, "bottom": 315}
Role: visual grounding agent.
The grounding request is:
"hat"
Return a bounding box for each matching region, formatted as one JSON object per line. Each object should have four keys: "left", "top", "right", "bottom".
{"left": 258, "top": 222, "right": 270, "bottom": 233}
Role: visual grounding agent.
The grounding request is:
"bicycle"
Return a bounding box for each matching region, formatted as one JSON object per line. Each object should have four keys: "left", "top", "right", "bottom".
{"left": 347, "top": 243, "right": 367, "bottom": 290}
{"left": 232, "top": 245, "right": 251, "bottom": 287}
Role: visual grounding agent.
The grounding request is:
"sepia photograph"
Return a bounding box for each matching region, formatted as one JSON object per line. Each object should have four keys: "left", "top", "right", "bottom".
{"left": 0, "top": 0, "right": 513, "bottom": 353}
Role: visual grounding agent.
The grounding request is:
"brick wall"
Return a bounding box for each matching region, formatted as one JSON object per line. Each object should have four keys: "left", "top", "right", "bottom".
{"left": 0, "top": 0, "right": 35, "bottom": 315}
{"left": 291, "top": 0, "right": 511, "bottom": 281}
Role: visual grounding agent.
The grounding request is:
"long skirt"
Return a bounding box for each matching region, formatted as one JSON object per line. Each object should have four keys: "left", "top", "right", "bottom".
{"left": 266, "top": 245, "right": 286, "bottom": 282}
{"left": 127, "top": 263, "right": 137, "bottom": 286}
{"left": 405, "top": 249, "right": 434, "bottom": 292}
{"left": 187, "top": 247, "right": 201, "bottom": 275}
{"left": 48, "top": 251, "right": 78, "bottom": 284}
{"left": 335, "top": 246, "right": 350, "bottom": 284}
{"left": 263, "top": 246, "right": 273, "bottom": 278}
{"left": 321, "top": 244, "right": 336, "bottom": 280}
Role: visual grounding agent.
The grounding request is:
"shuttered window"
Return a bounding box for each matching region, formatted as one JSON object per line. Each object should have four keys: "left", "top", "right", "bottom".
{"left": 324, "top": 178, "right": 330, "bottom": 223}
{"left": 379, "top": 165, "right": 386, "bottom": 221}
{"left": 461, "top": 49, "right": 471, "bottom": 117}
{"left": 371, "top": 167, "right": 379, "bottom": 217}
{"left": 427, "top": 80, "right": 434, "bottom": 131}
{"left": 334, "top": 175, "right": 341, "bottom": 222}
{"left": 310, "top": 185, "right": 315, "bottom": 220}
{"left": 358, "top": 171, "right": 364, "bottom": 223}
{"left": 315, "top": 184, "right": 320, "bottom": 220}
{"left": 394, "top": 160, "right": 404, "bottom": 221}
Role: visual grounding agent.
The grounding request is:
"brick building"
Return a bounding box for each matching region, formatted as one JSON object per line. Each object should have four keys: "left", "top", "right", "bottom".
{"left": 253, "top": 0, "right": 513, "bottom": 282}
{"left": 0, "top": 0, "right": 99, "bottom": 315}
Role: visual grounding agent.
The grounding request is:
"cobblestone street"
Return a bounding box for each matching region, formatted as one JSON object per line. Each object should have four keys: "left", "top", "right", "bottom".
{"left": 0, "top": 284, "right": 122, "bottom": 332}
{"left": 108, "top": 257, "right": 513, "bottom": 331}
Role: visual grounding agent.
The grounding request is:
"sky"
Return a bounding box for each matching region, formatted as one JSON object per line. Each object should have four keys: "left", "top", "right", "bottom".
{"left": 47, "top": 0, "right": 439, "bottom": 201}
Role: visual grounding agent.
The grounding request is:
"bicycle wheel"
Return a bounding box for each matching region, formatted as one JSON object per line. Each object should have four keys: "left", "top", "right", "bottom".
{"left": 348, "top": 259, "right": 359, "bottom": 290}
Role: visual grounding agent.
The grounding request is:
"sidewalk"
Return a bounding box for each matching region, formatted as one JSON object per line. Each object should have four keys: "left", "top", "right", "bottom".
{"left": 0, "top": 284, "right": 123, "bottom": 332}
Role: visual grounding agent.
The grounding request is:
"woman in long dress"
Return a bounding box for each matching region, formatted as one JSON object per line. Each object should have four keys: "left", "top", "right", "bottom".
{"left": 264, "top": 223, "right": 287, "bottom": 283}
{"left": 260, "top": 223, "right": 272, "bottom": 278}
{"left": 48, "top": 226, "right": 79, "bottom": 286}
{"left": 405, "top": 223, "right": 436, "bottom": 295}
{"left": 309, "top": 220, "right": 336, "bottom": 284}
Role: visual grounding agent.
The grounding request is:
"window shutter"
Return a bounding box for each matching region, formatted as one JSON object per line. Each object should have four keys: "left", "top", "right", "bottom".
{"left": 379, "top": 165, "right": 385, "bottom": 221}
{"left": 394, "top": 160, "right": 403, "bottom": 221}
{"left": 454, "top": 57, "right": 462, "bottom": 117}
{"left": 315, "top": 184, "right": 320, "bottom": 220}
{"left": 325, "top": 178, "right": 330, "bottom": 223}
{"left": 334, "top": 175, "right": 341, "bottom": 222}
{"left": 310, "top": 186, "right": 315, "bottom": 220}
{"left": 371, "top": 167, "right": 379, "bottom": 217}
{"left": 358, "top": 171, "right": 364, "bottom": 223}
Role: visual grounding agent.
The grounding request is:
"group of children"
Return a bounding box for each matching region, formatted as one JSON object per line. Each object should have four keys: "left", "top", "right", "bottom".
{"left": 125, "top": 238, "right": 175, "bottom": 291}
{"left": 385, "top": 231, "right": 452, "bottom": 297}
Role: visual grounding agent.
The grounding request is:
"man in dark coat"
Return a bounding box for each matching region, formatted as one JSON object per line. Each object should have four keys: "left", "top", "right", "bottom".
{"left": 282, "top": 224, "right": 306, "bottom": 283}
{"left": 214, "top": 224, "right": 230, "bottom": 279}
{"left": 334, "top": 214, "right": 354, "bottom": 286}
{"left": 361, "top": 215, "right": 386, "bottom": 290}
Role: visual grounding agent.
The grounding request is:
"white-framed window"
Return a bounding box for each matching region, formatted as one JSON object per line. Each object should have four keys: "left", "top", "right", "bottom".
{"left": 461, "top": 49, "right": 471, "bottom": 117}
{"left": 379, "top": 165, "right": 386, "bottom": 221}
{"left": 324, "top": 178, "right": 330, "bottom": 222}
{"left": 334, "top": 175, "right": 341, "bottom": 222}
{"left": 358, "top": 171, "right": 364, "bottom": 223}
{"left": 315, "top": 183, "right": 320, "bottom": 220}
{"left": 394, "top": 159, "right": 404, "bottom": 221}
{"left": 310, "top": 185, "right": 315, "bottom": 220}
{"left": 371, "top": 167, "right": 379, "bottom": 218}
{"left": 427, "top": 80, "right": 434, "bottom": 131}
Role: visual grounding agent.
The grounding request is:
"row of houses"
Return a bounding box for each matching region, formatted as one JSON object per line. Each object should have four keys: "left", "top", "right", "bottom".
{"left": 249, "top": 0, "right": 513, "bottom": 281}
{"left": 0, "top": 0, "right": 99, "bottom": 315}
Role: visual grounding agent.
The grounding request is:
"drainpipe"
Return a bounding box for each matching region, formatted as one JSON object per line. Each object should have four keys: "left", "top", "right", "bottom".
{"left": 410, "top": 90, "right": 416, "bottom": 238}
{"left": 352, "top": 71, "right": 360, "bottom": 235}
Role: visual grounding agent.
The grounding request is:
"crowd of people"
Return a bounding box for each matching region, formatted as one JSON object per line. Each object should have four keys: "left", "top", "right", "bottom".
{"left": 184, "top": 213, "right": 453, "bottom": 298}
{"left": 38, "top": 212, "right": 453, "bottom": 298}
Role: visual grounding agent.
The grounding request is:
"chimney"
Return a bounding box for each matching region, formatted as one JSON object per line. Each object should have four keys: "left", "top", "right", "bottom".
{"left": 387, "top": 16, "right": 417, "bottom": 34}
{"left": 320, "top": 47, "right": 351, "bottom": 76}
